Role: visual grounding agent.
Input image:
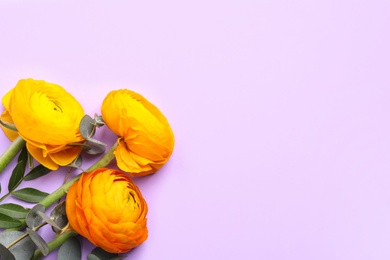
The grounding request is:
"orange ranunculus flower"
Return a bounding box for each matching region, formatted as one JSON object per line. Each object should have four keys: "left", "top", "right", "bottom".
{"left": 66, "top": 168, "right": 148, "bottom": 253}
{"left": 101, "top": 89, "right": 174, "bottom": 176}
{"left": 0, "top": 79, "right": 85, "bottom": 170}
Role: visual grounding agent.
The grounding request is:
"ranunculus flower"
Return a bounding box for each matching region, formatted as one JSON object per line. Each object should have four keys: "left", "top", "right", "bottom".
{"left": 101, "top": 89, "right": 174, "bottom": 176}
{"left": 0, "top": 79, "right": 85, "bottom": 170}
{"left": 66, "top": 168, "right": 148, "bottom": 253}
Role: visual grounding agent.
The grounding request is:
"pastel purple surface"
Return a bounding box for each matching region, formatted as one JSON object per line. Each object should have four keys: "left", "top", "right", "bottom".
{"left": 0, "top": 1, "right": 390, "bottom": 259}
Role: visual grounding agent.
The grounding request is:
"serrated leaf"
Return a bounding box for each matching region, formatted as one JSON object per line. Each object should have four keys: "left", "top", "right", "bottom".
{"left": 12, "top": 188, "right": 49, "bottom": 203}
{"left": 26, "top": 228, "right": 49, "bottom": 256}
{"left": 24, "top": 165, "right": 51, "bottom": 181}
{"left": 0, "top": 213, "right": 22, "bottom": 229}
{"left": 26, "top": 204, "right": 45, "bottom": 229}
{"left": 0, "top": 204, "right": 29, "bottom": 219}
{"left": 87, "top": 247, "right": 120, "bottom": 260}
{"left": 0, "top": 230, "right": 35, "bottom": 260}
{"left": 50, "top": 201, "right": 68, "bottom": 232}
{"left": 58, "top": 237, "right": 81, "bottom": 260}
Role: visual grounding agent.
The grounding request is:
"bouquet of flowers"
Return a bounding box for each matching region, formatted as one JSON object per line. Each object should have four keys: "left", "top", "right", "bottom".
{"left": 0, "top": 79, "right": 174, "bottom": 259}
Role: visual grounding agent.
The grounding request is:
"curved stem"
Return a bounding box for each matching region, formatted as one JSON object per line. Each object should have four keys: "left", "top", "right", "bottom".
{"left": 31, "top": 231, "right": 78, "bottom": 260}
{"left": 39, "top": 142, "right": 117, "bottom": 208}
{"left": 0, "top": 136, "right": 25, "bottom": 173}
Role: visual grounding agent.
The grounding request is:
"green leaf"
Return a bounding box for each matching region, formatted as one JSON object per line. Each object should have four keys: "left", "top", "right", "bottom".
{"left": 27, "top": 228, "right": 49, "bottom": 256}
{"left": 0, "top": 242, "right": 15, "bottom": 260}
{"left": 12, "top": 188, "right": 49, "bottom": 203}
{"left": 26, "top": 204, "right": 45, "bottom": 229}
{"left": 7, "top": 147, "right": 28, "bottom": 192}
{"left": 58, "top": 237, "right": 81, "bottom": 260}
{"left": 94, "top": 114, "right": 105, "bottom": 127}
{"left": 17, "top": 146, "right": 28, "bottom": 165}
{"left": 0, "top": 204, "right": 29, "bottom": 219}
{"left": 0, "top": 213, "right": 22, "bottom": 229}
{"left": 84, "top": 141, "right": 106, "bottom": 155}
{"left": 8, "top": 161, "right": 25, "bottom": 192}
{"left": 50, "top": 201, "right": 68, "bottom": 232}
{"left": 80, "top": 114, "right": 96, "bottom": 139}
{"left": 68, "top": 156, "right": 83, "bottom": 171}
{"left": 79, "top": 115, "right": 107, "bottom": 149}
{"left": 36, "top": 211, "right": 62, "bottom": 231}
{"left": 87, "top": 247, "right": 120, "bottom": 260}
{"left": 24, "top": 164, "right": 51, "bottom": 181}
{"left": 0, "top": 231, "right": 35, "bottom": 260}
{"left": 28, "top": 152, "right": 34, "bottom": 169}
{"left": 0, "top": 119, "right": 17, "bottom": 131}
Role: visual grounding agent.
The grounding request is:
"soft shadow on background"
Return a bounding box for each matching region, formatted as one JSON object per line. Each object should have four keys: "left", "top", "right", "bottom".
{"left": 0, "top": 0, "right": 390, "bottom": 259}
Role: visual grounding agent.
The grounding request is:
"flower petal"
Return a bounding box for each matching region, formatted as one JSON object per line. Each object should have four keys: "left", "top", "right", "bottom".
{"left": 66, "top": 168, "right": 148, "bottom": 253}
{"left": 0, "top": 110, "right": 19, "bottom": 141}
{"left": 26, "top": 143, "right": 59, "bottom": 170}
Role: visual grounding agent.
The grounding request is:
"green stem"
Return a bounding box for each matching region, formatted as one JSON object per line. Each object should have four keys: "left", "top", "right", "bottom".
{"left": 0, "top": 192, "right": 12, "bottom": 203}
{"left": 31, "top": 231, "right": 78, "bottom": 260}
{"left": 0, "top": 136, "right": 25, "bottom": 173}
{"left": 39, "top": 142, "right": 117, "bottom": 208}
{"left": 7, "top": 222, "right": 47, "bottom": 249}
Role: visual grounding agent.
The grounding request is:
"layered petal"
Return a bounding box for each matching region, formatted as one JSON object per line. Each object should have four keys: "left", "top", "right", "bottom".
{"left": 66, "top": 168, "right": 148, "bottom": 253}
{"left": 1, "top": 79, "right": 85, "bottom": 169}
{"left": 101, "top": 89, "right": 174, "bottom": 176}
{"left": 0, "top": 110, "right": 18, "bottom": 141}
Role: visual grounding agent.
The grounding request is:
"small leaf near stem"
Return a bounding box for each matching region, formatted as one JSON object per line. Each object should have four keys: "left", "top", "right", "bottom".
{"left": 50, "top": 201, "right": 68, "bottom": 233}
{"left": 0, "top": 231, "right": 35, "bottom": 260}
{"left": 24, "top": 164, "right": 51, "bottom": 181}
{"left": 58, "top": 237, "right": 81, "bottom": 260}
{"left": 6, "top": 221, "right": 47, "bottom": 250}
{"left": 0, "top": 119, "right": 17, "bottom": 131}
{"left": 26, "top": 204, "right": 45, "bottom": 229}
{"left": 27, "top": 228, "right": 49, "bottom": 256}
{"left": 31, "top": 231, "right": 78, "bottom": 260}
{"left": 8, "top": 146, "right": 28, "bottom": 192}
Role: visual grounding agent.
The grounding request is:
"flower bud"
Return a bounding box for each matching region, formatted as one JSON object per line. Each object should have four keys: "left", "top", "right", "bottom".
{"left": 101, "top": 89, "right": 174, "bottom": 176}
{"left": 1, "top": 79, "right": 85, "bottom": 170}
{"left": 66, "top": 168, "right": 148, "bottom": 253}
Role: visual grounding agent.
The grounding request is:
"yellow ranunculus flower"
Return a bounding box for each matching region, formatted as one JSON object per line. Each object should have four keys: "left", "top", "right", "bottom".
{"left": 66, "top": 168, "right": 148, "bottom": 253}
{"left": 101, "top": 89, "right": 174, "bottom": 176}
{"left": 0, "top": 79, "right": 85, "bottom": 170}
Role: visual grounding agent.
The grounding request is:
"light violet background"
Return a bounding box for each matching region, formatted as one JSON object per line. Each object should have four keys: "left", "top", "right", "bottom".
{"left": 0, "top": 0, "right": 389, "bottom": 259}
